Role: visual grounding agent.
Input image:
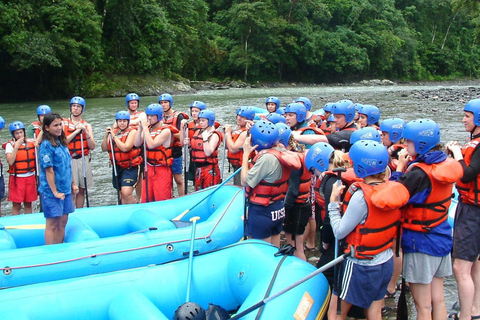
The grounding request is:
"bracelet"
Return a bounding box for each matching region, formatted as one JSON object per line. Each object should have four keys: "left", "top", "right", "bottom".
{"left": 54, "top": 191, "right": 58, "bottom": 197}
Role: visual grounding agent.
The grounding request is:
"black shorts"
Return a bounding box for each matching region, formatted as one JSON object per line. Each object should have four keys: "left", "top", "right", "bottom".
{"left": 112, "top": 166, "right": 140, "bottom": 190}
{"left": 284, "top": 202, "right": 311, "bottom": 235}
{"left": 453, "top": 201, "right": 480, "bottom": 261}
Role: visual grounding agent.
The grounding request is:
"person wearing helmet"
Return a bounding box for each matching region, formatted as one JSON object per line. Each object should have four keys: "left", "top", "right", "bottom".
{"left": 0, "top": 116, "right": 5, "bottom": 216}
{"left": 124, "top": 93, "right": 145, "bottom": 129}
{"left": 265, "top": 112, "right": 287, "bottom": 124}
{"left": 159, "top": 93, "right": 190, "bottom": 196}
{"left": 63, "top": 96, "right": 95, "bottom": 208}
{"left": 224, "top": 107, "right": 255, "bottom": 186}
{"left": 380, "top": 118, "right": 407, "bottom": 174}
{"left": 295, "top": 97, "right": 317, "bottom": 127}
{"left": 446, "top": 99, "right": 480, "bottom": 320}
{"left": 28, "top": 105, "right": 52, "bottom": 143}
{"left": 326, "top": 140, "right": 409, "bottom": 320}
{"left": 4, "top": 121, "right": 38, "bottom": 215}
{"left": 134, "top": 103, "right": 177, "bottom": 202}
{"left": 101, "top": 111, "right": 142, "bottom": 204}
{"left": 319, "top": 103, "right": 335, "bottom": 133}
{"left": 392, "top": 119, "right": 463, "bottom": 320}
{"left": 357, "top": 104, "right": 380, "bottom": 129}
{"left": 241, "top": 120, "right": 301, "bottom": 247}
{"left": 265, "top": 96, "right": 281, "bottom": 113}
{"left": 184, "top": 110, "right": 223, "bottom": 191}
{"left": 293, "top": 100, "right": 358, "bottom": 152}
{"left": 38, "top": 113, "right": 79, "bottom": 244}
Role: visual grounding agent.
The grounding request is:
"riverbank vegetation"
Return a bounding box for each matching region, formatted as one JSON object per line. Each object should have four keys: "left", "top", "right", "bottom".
{"left": 0, "top": 0, "right": 479, "bottom": 101}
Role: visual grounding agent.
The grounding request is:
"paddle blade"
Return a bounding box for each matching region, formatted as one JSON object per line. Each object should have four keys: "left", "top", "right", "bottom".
{"left": 3, "top": 224, "right": 45, "bottom": 230}
{"left": 396, "top": 278, "right": 408, "bottom": 320}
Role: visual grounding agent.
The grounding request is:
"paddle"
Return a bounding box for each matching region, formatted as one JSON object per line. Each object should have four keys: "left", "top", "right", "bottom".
{"left": 185, "top": 216, "right": 200, "bottom": 303}
{"left": 33, "top": 133, "right": 42, "bottom": 212}
{"left": 143, "top": 136, "right": 149, "bottom": 202}
{"left": 228, "top": 249, "right": 354, "bottom": 320}
{"left": 0, "top": 224, "right": 45, "bottom": 230}
{"left": 396, "top": 271, "right": 408, "bottom": 320}
{"left": 220, "top": 128, "right": 226, "bottom": 182}
{"left": 172, "top": 167, "right": 241, "bottom": 222}
{"left": 183, "top": 126, "right": 189, "bottom": 195}
{"left": 80, "top": 134, "right": 90, "bottom": 207}
{"left": 109, "top": 133, "right": 121, "bottom": 205}
{"left": 332, "top": 167, "right": 346, "bottom": 315}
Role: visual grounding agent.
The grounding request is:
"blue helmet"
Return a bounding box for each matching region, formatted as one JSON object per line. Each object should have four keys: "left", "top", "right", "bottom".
{"left": 380, "top": 118, "right": 406, "bottom": 143}
{"left": 70, "top": 96, "right": 86, "bottom": 112}
{"left": 332, "top": 100, "right": 355, "bottom": 123}
{"left": 190, "top": 101, "right": 206, "bottom": 111}
{"left": 37, "top": 105, "right": 52, "bottom": 116}
{"left": 359, "top": 105, "right": 380, "bottom": 125}
{"left": 323, "top": 103, "right": 335, "bottom": 113}
{"left": 349, "top": 140, "right": 389, "bottom": 178}
{"left": 236, "top": 107, "right": 255, "bottom": 121}
{"left": 285, "top": 103, "right": 307, "bottom": 123}
{"left": 145, "top": 103, "right": 164, "bottom": 121}
{"left": 305, "top": 142, "right": 335, "bottom": 172}
{"left": 125, "top": 93, "right": 140, "bottom": 108}
{"left": 464, "top": 99, "right": 480, "bottom": 126}
{"left": 275, "top": 123, "right": 291, "bottom": 146}
{"left": 350, "top": 127, "right": 381, "bottom": 144}
{"left": 327, "top": 114, "right": 335, "bottom": 122}
{"left": 0, "top": 116, "right": 5, "bottom": 129}
{"left": 295, "top": 97, "right": 312, "bottom": 111}
{"left": 198, "top": 110, "right": 215, "bottom": 127}
{"left": 266, "top": 96, "right": 280, "bottom": 110}
{"left": 116, "top": 110, "right": 130, "bottom": 121}
{"left": 159, "top": 93, "right": 173, "bottom": 107}
{"left": 276, "top": 107, "right": 285, "bottom": 115}
{"left": 353, "top": 103, "right": 363, "bottom": 112}
{"left": 9, "top": 121, "right": 26, "bottom": 137}
{"left": 266, "top": 112, "right": 287, "bottom": 124}
{"left": 403, "top": 119, "right": 440, "bottom": 155}
{"left": 250, "top": 120, "right": 279, "bottom": 151}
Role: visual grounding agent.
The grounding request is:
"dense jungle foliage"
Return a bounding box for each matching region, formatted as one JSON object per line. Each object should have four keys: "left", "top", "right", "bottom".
{"left": 0, "top": 0, "right": 479, "bottom": 101}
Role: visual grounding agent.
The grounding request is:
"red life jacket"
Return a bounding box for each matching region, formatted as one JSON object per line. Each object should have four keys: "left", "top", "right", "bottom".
{"left": 295, "top": 153, "right": 313, "bottom": 204}
{"left": 402, "top": 158, "right": 463, "bottom": 232}
{"left": 226, "top": 127, "right": 255, "bottom": 168}
{"left": 7, "top": 140, "right": 36, "bottom": 175}
{"left": 108, "top": 128, "right": 143, "bottom": 169}
{"left": 343, "top": 181, "right": 409, "bottom": 259}
{"left": 191, "top": 130, "right": 223, "bottom": 164}
{"left": 456, "top": 137, "right": 480, "bottom": 205}
{"left": 297, "top": 126, "right": 325, "bottom": 136}
{"left": 247, "top": 148, "right": 302, "bottom": 206}
{"left": 145, "top": 124, "right": 178, "bottom": 166}
{"left": 163, "top": 111, "right": 189, "bottom": 148}
{"left": 31, "top": 121, "right": 42, "bottom": 138}
{"left": 63, "top": 118, "right": 90, "bottom": 157}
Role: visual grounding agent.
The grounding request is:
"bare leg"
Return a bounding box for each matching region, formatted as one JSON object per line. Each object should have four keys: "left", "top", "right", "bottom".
{"left": 328, "top": 293, "right": 352, "bottom": 320}
{"left": 54, "top": 214, "right": 68, "bottom": 244}
{"left": 135, "top": 172, "right": 143, "bottom": 203}
{"left": 387, "top": 242, "right": 402, "bottom": 295}
{"left": 45, "top": 217, "right": 60, "bottom": 245}
{"left": 365, "top": 299, "right": 383, "bottom": 320}
{"left": 304, "top": 219, "right": 316, "bottom": 249}
{"left": 409, "top": 282, "right": 433, "bottom": 320}
{"left": 11, "top": 202, "right": 21, "bottom": 215}
{"left": 431, "top": 276, "right": 447, "bottom": 320}
{"left": 120, "top": 186, "right": 136, "bottom": 204}
{"left": 174, "top": 173, "right": 184, "bottom": 196}
{"left": 24, "top": 201, "right": 32, "bottom": 214}
{"left": 453, "top": 258, "right": 476, "bottom": 320}
{"left": 75, "top": 188, "right": 85, "bottom": 208}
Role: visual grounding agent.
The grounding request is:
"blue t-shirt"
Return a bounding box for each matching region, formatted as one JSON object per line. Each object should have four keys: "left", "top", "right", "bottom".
{"left": 38, "top": 139, "right": 72, "bottom": 196}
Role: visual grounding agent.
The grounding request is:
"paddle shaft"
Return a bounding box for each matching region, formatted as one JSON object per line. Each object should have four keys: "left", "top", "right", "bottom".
{"left": 332, "top": 167, "right": 346, "bottom": 315}
{"left": 143, "top": 135, "right": 149, "bottom": 202}
{"left": 186, "top": 216, "right": 200, "bottom": 303}
{"left": 109, "top": 134, "right": 121, "bottom": 205}
{"left": 173, "top": 167, "right": 241, "bottom": 221}
{"left": 230, "top": 250, "right": 352, "bottom": 320}
{"left": 80, "top": 134, "right": 90, "bottom": 207}
{"left": 33, "top": 133, "right": 42, "bottom": 212}
{"left": 220, "top": 129, "right": 226, "bottom": 182}
{"left": 183, "top": 126, "right": 189, "bottom": 195}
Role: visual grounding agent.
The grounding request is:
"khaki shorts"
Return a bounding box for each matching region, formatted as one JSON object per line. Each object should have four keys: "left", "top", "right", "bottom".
{"left": 71, "top": 157, "right": 94, "bottom": 189}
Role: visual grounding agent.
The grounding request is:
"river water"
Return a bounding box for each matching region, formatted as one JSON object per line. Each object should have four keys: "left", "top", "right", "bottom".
{"left": 0, "top": 83, "right": 478, "bottom": 318}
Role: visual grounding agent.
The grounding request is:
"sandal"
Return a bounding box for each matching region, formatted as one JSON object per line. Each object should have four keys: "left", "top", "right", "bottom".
{"left": 448, "top": 312, "right": 460, "bottom": 320}
{"left": 304, "top": 245, "right": 315, "bottom": 252}
{"left": 471, "top": 316, "right": 480, "bottom": 320}
{"left": 384, "top": 290, "right": 396, "bottom": 299}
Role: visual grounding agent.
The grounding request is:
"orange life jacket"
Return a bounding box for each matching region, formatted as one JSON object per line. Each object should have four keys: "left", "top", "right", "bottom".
{"left": 456, "top": 137, "right": 480, "bottom": 205}
{"left": 386, "top": 143, "right": 406, "bottom": 172}
{"left": 108, "top": 128, "right": 143, "bottom": 169}
{"left": 343, "top": 181, "right": 409, "bottom": 259}
{"left": 297, "top": 126, "right": 325, "bottom": 136}
{"left": 295, "top": 153, "right": 313, "bottom": 204}
{"left": 7, "top": 140, "right": 36, "bottom": 175}
{"left": 31, "top": 121, "right": 42, "bottom": 138}
{"left": 145, "top": 124, "right": 178, "bottom": 166}
{"left": 128, "top": 111, "right": 143, "bottom": 130}
{"left": 191, "top": 130, "right": 223, "bottom": 164}
{"left": 227, "top": 127, "right": 255, "bottom": 167}
{"left": 63, "top": 118, "right": 90, "bottom": 157}
{"left": 163, "top": 111, "right": 189, "bottom": 148}
{"left": 402, "top": 158, "right": 463, "bottom": 232}
{"left": 247, "top": 148, "right": 302, "bottom": 206}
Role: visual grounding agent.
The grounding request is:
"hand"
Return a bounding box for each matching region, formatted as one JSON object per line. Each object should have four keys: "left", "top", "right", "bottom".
{"left": 396, "top": 149, "right": 410, "bottom": 171}
{"left": 54, "top": 192, "right": 65, "bottom": 200}
{"left": 105, "top": 127, "right": 113, "bottom": 135}
{"left": 243, "top": 135, "right": 257, "bottom": 154}
{"left": 76, "top": 123, "right": 86, "bottom": 131}
{"left": 329, "top": 182, "right": 345, "bottom": 203}
{"left": 140, "top": 117, "right": 148, "bottom": 128}
{"left": 224, "top": 124, "right": 232, "bottom": 134}
{"left": 72, "top": 184, "right": 79, "bottom": 195}
{"left": 180, "top": 119, "right": 188, "bottom": 130}
{"left": 245, "top": 121, "right": 254, "bottom": 130}
{"left": 446, "top": 141, "right": 462, "bottom": 160}
{"left": 14, "top": 136, "right": 25, "bottom": 148}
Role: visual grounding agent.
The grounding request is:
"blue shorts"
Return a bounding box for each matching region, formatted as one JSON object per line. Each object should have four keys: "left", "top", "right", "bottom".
{"left": 0, "top": 175, "right": 4, "bottom": 200}
{"left": 42, "top": 193, "right": 75, "bottom": 218}
{"left": 172, "top": 157, "right": 183, "bottom": 175}
{"left": 113, "top": 166, "right": 139, "bottom": 189}
{"left": 338, "top": 257, "right": 393, "bottom": 308}
{"left": 247, "top": 200, "right": 285, "bottom": 239}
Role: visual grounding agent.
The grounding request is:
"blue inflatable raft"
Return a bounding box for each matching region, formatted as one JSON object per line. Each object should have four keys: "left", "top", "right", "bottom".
{"left": 0, "top": 185, "right": 244, "bottom": 288}
{"left": 0, "top": 241, "right": 331, "bottom": 320}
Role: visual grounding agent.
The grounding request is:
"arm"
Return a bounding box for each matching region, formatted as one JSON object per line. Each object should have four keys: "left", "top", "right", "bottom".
{"left": 292, "top": 131, "right": 328, "bottom": 145}
{"left": 45, "top": 167, "right": 65, "bottom": 200}
{"left": 144, "top": 126, "right": 171, "bottom": 148}
{"left": 113, "top": 130, "right": 136, "bottom": 152}
{"left": 241, "top": 135, "right": 257, "bottom": 187}
{"left": 6, "top": 139, "right": 23, "bottom": 166}
{"left": 100, "top": 127, "right": 111, "bottom": 152}
{"left": 134, "top": 119, "right": 145, "bottom": 147}
{"left": 203, "top": 131, "right": 220, "bottom": 157}
{"left": 226, "top": 126, "right": 247, "bottom": 154}
{"left": 84, "top": 123, "right": 95, "bottom": 150}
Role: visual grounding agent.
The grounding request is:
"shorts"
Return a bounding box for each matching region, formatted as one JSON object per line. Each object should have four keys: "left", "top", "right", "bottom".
{"left": 453, "top": 201, "right": 480, "bottom": 261}
{"left": 339, "top": 257, "right": 393, "bottom": 308}
{"left": 403, "top": 252, "right": 452, "bottom": 284}
{"left": 284, "top": 202, "right": 311, "bottom": 235}
{"left": 172, "top": 156, "right": 183, "bottom": 175}
{"left": 194, "top": 164, "right": 221, "bottom": 191}
{"left": 42, "top": 193, "right": 75, "bottom": 218}
{"left": 113, "top": 166, "right": 139, "bottom": 189}
{"left": 8, "top": 174, "right": 38, "bottom": 203}
{"left": 71, "top": 157, "right": 94, "bottom": 189}
{"left": 142, "top": 165, "right": 172, "bottom": 202}
{"left": 247, "top": 200, "right": 285, "bottom": 239}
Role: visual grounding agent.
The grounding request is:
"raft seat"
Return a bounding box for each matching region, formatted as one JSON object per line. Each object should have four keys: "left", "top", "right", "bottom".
{"left": 0, "top": 230, "right": 16, "bottom": 251}
{"left": 127, "top": 209, "right": 176, "bottom": 234}
{"left": 64, "top": 217, "right": 100, "bottom": 243}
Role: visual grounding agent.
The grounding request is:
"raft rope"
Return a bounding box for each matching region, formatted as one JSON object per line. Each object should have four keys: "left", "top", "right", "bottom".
{"left": 0, "top": 189, "right": 242, "bottom": 273}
